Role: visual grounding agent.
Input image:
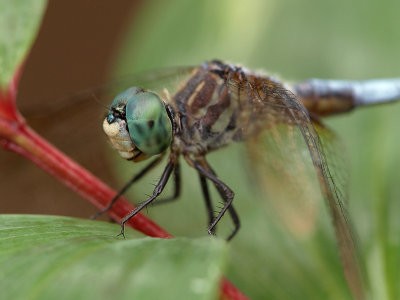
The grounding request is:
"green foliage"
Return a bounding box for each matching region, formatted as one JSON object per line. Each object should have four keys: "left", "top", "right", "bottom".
{"left": 0, "top": 0, "right": 46, "bottom": 89}
{"left": 0, "top": 215, "right": 226, "bottom": 300}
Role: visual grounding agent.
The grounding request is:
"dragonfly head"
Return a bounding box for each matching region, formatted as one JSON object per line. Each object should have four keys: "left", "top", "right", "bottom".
{"left": 103, "top": 87, "right": 172, "bottom": 162}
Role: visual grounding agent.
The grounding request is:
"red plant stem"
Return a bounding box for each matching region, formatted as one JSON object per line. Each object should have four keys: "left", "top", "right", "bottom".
{"left": 0, "top": 69, "right": 250, "bottom": 300}
{"left": 221, "top": 279, "right": 249, "bottom": 300}
{"left": 1, "top": 118, "right": 172, "bottom": 238}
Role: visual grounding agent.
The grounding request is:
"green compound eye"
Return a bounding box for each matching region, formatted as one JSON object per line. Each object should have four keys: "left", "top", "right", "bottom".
{"left": 125, "top": 90, "right": 172, "bottom": 155}
{"left": 110, "top": 87, "right": 143, "bottom": 108}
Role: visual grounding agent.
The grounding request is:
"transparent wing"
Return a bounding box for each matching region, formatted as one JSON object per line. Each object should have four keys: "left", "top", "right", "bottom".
{"left": 231, "top": 76, "right": 364, "bottom": 299}
{"left": 18, "top": 66, "right": 196, "bottom": 185}
{"left": 288, "top": 106, "right": 363, "bottom": 300}
{"left": 21, "top": 66, "right": 196, "bottom": 118}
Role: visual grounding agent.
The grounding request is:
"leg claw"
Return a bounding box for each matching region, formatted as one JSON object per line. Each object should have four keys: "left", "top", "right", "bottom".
{"left": 117, "top": 224, "right": 126, "bottom": 239}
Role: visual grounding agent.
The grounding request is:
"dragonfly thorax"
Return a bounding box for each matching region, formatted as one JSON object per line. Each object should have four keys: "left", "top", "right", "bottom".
{"left": 103, "top": 87, "right": 173, "bottom": 162}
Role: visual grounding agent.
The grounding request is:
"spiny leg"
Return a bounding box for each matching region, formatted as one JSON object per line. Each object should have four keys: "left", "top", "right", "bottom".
{"left": 203, "top": 161, "right": 240, "bottom": 241}
{"left": 91, "top": 156, "right": 163, "bottom": 219}
{"left": 208, "top": 172, "right": 240, "bottom": 241}
{"left": 186, "top": 155, "right": 240, "bottom": 241}
{"left": 198, "top": 173, "right": 215, "bottom": 228}
{"left": 152, "top": 163, "right": 181, "bottom": 205}
{"left": 119, "top": 160, "right": 175, "bottom": 237}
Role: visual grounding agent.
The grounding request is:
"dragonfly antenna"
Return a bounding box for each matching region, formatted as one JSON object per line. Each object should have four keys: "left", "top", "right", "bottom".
{"left": 90, "top": 92, "right": 111, "bottom": 111}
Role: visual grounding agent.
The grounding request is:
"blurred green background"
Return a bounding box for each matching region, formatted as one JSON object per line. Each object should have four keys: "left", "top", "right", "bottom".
{"left": 3, "top": 0, "right": 400, "bottom": 299}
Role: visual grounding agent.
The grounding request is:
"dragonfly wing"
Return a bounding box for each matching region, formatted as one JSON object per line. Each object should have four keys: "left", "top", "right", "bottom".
{"left": 18, "top": 66, "right": 196, "bottom": 197}
{"left": 21, "top": 66, "right": 196, "bottom": 118}
{"left": 242, "top": 79, "right": 364, "bottom": 299}
{"left": 288, "top": 105, "right": 364, "bottom": 300}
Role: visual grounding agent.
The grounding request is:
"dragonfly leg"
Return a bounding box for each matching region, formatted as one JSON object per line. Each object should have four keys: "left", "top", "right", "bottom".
{"left": 119, "top": 159, "right": 175, "bottom": 237}
{"left": 151, "top": 163, "right": 181, "bottom": 205}
{"left": 198, "top": 174, "right": 215, "bottom": 228}
{"left": 215, "top": 192, "right": 240, "bottom": 241}
{"left": 185, "top": 155, "right": 240, "bottom": 241}
{"left": 91, "top": 155, "right": 163, "bottom": 219}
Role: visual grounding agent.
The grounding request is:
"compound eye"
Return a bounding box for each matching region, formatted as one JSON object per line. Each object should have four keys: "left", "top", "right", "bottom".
{"left": 125, "top": 91, "right": 172, "bottom": 155}
{"left": 110, "top": 87, "right": 143, "bottom": 108}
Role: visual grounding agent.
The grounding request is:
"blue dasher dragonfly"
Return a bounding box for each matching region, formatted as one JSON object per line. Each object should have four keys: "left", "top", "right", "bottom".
{"left": 22, "top": 60, "right": 400, "bottom": 299}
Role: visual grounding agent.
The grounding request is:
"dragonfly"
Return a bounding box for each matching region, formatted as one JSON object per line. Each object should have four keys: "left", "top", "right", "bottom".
{"left": 24, "top": 60, "right": 400, "bottom": 299}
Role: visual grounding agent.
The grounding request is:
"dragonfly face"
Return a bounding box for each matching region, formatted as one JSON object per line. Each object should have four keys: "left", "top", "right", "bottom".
{"left": 103, "top": 86, "right": 172, "bottom": 162}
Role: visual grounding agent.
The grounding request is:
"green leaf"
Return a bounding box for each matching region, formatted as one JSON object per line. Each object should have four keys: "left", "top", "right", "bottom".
{"left": 0, "top": 0, "right": 47, "bottom": 90}
{"left": 0, "top": 215, "right": 227, "bottom": 300}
